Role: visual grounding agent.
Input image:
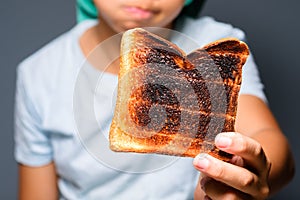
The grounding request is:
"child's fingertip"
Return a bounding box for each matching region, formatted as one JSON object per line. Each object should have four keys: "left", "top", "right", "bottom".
{"left": 215, "top": 134, "right": 232, "bottom": 148}
{"left": 193, "top": 153, "right": 210, "bottom": 170}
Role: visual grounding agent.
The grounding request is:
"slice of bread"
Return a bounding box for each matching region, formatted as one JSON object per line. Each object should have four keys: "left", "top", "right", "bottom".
{"left": 109, "top": 28, "right": 249, "bottom": 161}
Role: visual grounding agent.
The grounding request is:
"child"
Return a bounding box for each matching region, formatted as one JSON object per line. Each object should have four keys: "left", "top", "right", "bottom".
{"left": 15, "top": 0, "right": 294, "bottom": 199}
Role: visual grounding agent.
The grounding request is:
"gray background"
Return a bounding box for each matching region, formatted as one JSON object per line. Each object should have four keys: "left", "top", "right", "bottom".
{"left": 1, "top": 0, "right": 299, "bottom": 199}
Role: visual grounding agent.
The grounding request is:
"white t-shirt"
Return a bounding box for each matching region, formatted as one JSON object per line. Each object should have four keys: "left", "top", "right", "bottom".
{"left": 14, "top": 16, "right": 266, "bottom": 200}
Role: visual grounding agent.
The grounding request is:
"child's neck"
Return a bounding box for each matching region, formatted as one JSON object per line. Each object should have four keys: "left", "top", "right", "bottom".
{"left": 79, "top": 19, "right": 116, "bottom": 56}
{"left": 79, "top": 18, "right": 121, "bottom": 74}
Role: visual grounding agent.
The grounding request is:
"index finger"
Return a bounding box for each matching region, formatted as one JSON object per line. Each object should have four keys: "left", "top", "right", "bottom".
{"left": 215, "top": 132, "right": 270, "bottom": 174}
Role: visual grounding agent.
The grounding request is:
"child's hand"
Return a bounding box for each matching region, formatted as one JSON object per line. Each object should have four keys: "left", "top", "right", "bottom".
{"left": 193, "top": 132, "right": 271, "bottom": 200}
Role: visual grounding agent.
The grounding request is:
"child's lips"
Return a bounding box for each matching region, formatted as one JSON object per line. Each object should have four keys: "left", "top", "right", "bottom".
{"left": 124, "top": 6, "right": 155, "bottom": 20}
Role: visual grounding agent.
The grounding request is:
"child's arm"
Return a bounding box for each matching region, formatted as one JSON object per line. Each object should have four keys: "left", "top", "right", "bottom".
{"left": 18, "top": 162, "right": 58, "bottom": 200}
{"left": 193, "top": 95, "right": 295, "bottom": 199}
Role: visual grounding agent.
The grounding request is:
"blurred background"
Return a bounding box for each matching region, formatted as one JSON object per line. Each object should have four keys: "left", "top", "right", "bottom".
{"left": 1, "top": 0, "right": 299, "bottom": 199}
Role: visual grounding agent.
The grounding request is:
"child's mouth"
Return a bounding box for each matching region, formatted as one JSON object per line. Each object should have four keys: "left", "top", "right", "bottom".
{"left": 124, "top": 6, "right": 155, "bottom": 20}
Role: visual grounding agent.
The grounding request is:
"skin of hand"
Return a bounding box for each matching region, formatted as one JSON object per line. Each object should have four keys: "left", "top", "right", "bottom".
{"left": 193, "top": 95, "right": 295, "bottom": 200}
{"left": 194, "top": 132, "right": 271, "bottom": 200}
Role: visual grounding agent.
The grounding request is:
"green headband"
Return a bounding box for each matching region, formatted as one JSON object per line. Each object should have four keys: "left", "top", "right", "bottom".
{"left": 76, "top": 0, "right": 194, "bottom": 23}
{"left": 184, "top": 0, "right": 193, "bottom": 6}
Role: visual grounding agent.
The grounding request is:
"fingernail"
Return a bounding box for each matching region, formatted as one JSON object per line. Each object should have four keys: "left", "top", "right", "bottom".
{"left": 204, "top": 195, "right": 212, "bottom": 200}
{"left": 215, "top": 134, "right": 232, "bottom": 148}
{"left": 200, "top": 176, "right": 210, "bottom": 190}
{"left": 194, "top": 154, "right": 210, "bottom": 170}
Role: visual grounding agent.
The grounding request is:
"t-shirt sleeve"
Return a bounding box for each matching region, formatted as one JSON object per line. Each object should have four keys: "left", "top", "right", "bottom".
{"left": 14, "top": 65, "right": 53, "bottom": 166}
{"left": 239, "top": 53, "right": 267, "bottom": 102}
{"left": 230, "top": 27, "right": 267, "bottom": 102}
{"left": 183, "top": 16, "right": 268, "bottom": 102}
